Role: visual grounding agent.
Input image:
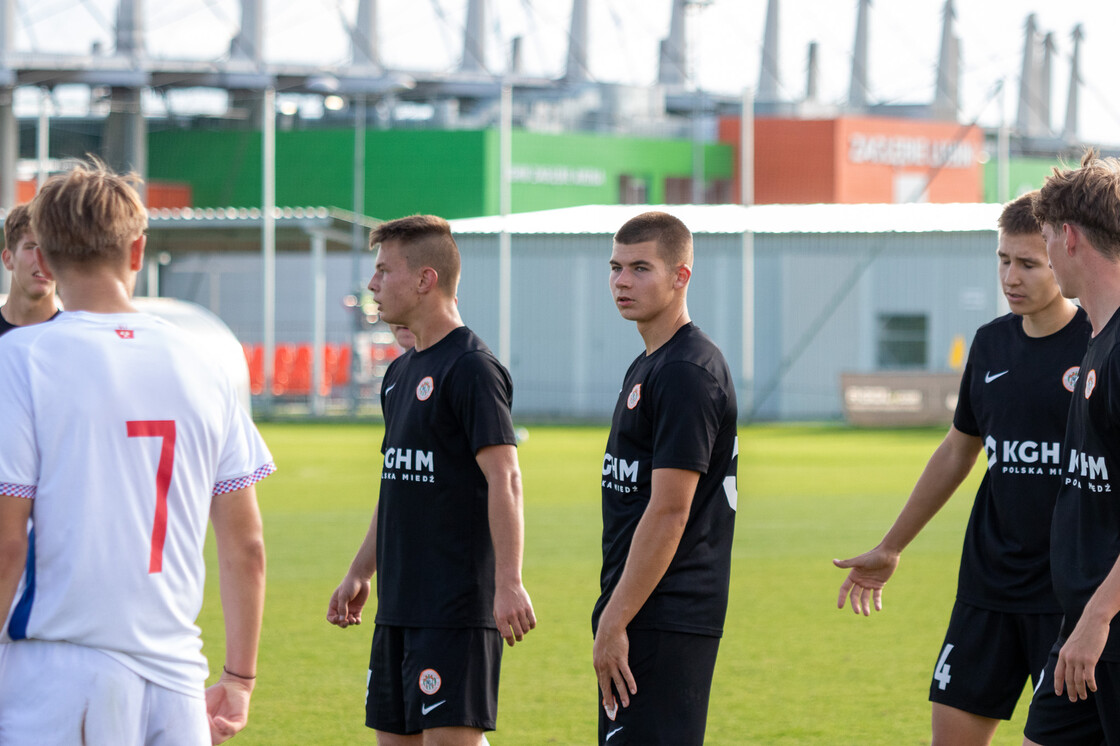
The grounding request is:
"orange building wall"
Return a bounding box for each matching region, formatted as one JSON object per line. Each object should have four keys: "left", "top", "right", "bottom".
{"left": 719, "top": 115, "right": 983, "bottom": 204}
{"left": 12, "top": 179, "right": 192, "bottom": 208}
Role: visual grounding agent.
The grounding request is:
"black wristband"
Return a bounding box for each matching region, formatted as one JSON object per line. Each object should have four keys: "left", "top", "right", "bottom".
{"left": 222, "top": 665, "right": 256, "bottom": 680}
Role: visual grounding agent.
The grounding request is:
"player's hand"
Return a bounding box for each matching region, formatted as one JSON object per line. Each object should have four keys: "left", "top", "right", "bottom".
{"left": 205, "top": 675, "right": 254, "bottom": 744}
{"left": 832, "top": 546, "right": 900, "bottom": 616}
{"left": 593, "top": 617, "right": 636, "bottom": 719}
{"left": 1055, "top": 615, "right": 1108, "bottom": 701}
{"left": 493, "top": 581, "right": 536, "bottom": 646}
{"left": 327, "top": 574, "right": 370, "bottom": 628}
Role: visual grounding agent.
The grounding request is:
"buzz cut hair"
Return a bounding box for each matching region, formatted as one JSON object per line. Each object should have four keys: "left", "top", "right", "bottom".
{"left": 30, "top": 158, "right": 148, "bottom": 269}
{"left": 1033, "top": 148, "right": 1120, "bottom": 259}
{"left": 369, "top": 214, "right": 461, "bottom": 297}
{"left": 998, "top": 190, "right": 1041, "bottom": 237}
{"left": 3, "top": 203, "right": 32, "bottom": 252}
{"left": 614, "top": 211, "right": 693, "bottom": 268}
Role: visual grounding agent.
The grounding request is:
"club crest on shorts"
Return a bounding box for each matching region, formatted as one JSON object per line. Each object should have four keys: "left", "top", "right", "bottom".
{"left": 1063, "top": 366, "right": 1080, "bottom": 393}
{"left": 416, "top": 376, "right": 434, "bottom": 401}
{"left": 626, "top": 384, "right": 641, "bottom": 410}
{"left": 1085, "top": 369, "right": 1098, "bottom": 399}
{"left": 418, "top": 668, "right": 442, "bottom": 695}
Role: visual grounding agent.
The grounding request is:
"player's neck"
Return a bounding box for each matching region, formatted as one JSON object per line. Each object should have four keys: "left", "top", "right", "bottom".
{"left": 0, "top": 293, "right": 56, "bottom": 326}
{"left": 637, "top": 306, "right": 690, "bottom": 355}
{"left": 54, "top": 268, "right": 138, "bottom": 314}
{"left": 409, "top": 302, "right": 463, "bottom": 351}
{"left": 1021, "top": 297, "right": 1077, "bottom": 338}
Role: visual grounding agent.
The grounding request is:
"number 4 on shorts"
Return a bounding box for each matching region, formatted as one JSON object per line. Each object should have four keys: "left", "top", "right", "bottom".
{"left": 127, "top": 420, "right": 177, "bottom": 574}
{"left": 934, "top": 643, "right": 954, "bottom": 690}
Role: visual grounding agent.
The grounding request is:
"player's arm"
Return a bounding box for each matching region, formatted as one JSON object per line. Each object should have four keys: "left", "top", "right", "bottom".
{"left": 477, "top": 443, "right": 536, "bottom": 647}
{"left": 327, "top": 503, "right": 377, "bottom": 628}
{"left": 833, "top": 425, "right": 982, "bottom": 615}
{"left": 594, "top": 467, "right": 699, "bottom": 714}
{"left": 1054, "top": 552, "right": 1120, "bottom": 702}
{"left": 0, "top": 495, "right": 32, "bottom": 618}
{"left": 206, "top": 484, "right": 266, "bottom": 744}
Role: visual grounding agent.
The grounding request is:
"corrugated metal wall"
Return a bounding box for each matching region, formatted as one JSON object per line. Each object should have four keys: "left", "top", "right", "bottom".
{"left": 156, "top": 227, "right": 1000, "bottom": 421}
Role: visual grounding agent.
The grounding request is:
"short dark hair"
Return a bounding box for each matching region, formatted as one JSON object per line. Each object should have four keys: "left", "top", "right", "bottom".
{"left": 614, "top": 211, "right": 693, "bottom": 268}
{"left": 369, "top": 214, "right": 460, "bottom": 296}
{"left": 1033, "top": 148, "right": 1120, "bottom": 259}
{"left": 3, "top": 203, "right": 32, "bottom": 251}
{"left": 30, "top": 158, "right": 148, "bottom": 268}
{"left": 998, "top": 190, "right": 1041, "bottom": 236}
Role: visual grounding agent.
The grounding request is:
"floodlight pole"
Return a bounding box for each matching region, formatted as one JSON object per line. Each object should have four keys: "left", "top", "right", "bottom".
{"left": 262, "top": 87, "right": 277, "bottom": 412}
{"left": 740, "top": 86, "right": 755, "bottom": 418}
{"left": 311, "top": 230, "right": 327, "bottom": 416}
{"left": 36, "top": 87, "right": 50, "bottom": 190}
{"left": 498, "top": 83, "right": 512, "bottom": 368}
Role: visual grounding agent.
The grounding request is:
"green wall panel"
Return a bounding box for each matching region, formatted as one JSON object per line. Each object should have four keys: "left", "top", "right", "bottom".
{"left": 149, "top": 127, "right": 733, "bottom": 219}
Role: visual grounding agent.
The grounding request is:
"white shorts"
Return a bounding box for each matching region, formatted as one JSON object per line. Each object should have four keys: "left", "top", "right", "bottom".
{"left": 0, "top": 639, "right": 209, "bottom": 746}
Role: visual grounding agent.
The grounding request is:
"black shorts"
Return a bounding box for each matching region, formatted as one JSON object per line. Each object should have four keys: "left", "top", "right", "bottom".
{"left": 928, "top": 601, "right": 1061, "bottom": 720}
{"left": 1024, "top": 641, "right": 1120, "bottom": 745}
{"left": 597, "top": 629, "right": 721, "bottom": 746}
{"left": 366, "top": 625, "right": 503, "bottom": 735}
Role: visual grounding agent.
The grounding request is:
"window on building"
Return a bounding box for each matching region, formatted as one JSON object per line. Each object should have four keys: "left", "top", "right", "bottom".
{"left": 619, "top": 175, "right": 648, "bottom": 204}
{"left": 877, "top": 314, "right": 928, "bottom": 369}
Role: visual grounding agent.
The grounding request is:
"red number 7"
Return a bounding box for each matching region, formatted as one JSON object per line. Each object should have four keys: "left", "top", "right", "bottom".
{"left": 127, "top": 420, "right": 177, "bottom": 574}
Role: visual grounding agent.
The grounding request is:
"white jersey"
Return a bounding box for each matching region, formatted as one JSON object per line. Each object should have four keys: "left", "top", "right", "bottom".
{"left": 0, "top": 311, "right": 275, "bottom": 696}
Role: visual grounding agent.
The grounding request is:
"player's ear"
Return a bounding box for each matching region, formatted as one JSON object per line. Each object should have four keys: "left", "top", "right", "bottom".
{"left": 32, "top": 246, "right": 54, "bottom": 281}
{"left": 674, "top": 263, "right": 692, "bottom": 289}
{"left": 1, "top": 248, "right": 11, "bottom": 272}
{"left": 417, "top": 266, "right": 439, "bottom": 295}
{"left": 128, "top": 234, "right": 146, "bottom": 271}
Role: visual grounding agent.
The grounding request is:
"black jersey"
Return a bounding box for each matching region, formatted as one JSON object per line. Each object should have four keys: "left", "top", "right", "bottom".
{"left": 952, "top": 309, "right": 1090, "bottom": 613}
{"left": 373, "top": 326, "right": 516, "bottom": 629}
{"left": 593, "top": 323, "right": 738, "bottom": 638}
{"left": 0, "top": 309, "right": 59, "bottom": 337}
{"left": 1051, "top": 309, "right": 1120, "bottom": 659}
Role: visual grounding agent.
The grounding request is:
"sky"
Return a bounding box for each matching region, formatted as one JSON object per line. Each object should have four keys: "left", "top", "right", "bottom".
{"left": 14, "top": 0, "right": 1120, "bottom": 146}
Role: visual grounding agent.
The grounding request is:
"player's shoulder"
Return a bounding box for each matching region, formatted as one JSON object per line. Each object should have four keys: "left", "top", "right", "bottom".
{"left": 972, "top": 312, "right": 1020, "bottom": 343}
{"left": 658, "top": 324, "right": 731, "bottom": 375}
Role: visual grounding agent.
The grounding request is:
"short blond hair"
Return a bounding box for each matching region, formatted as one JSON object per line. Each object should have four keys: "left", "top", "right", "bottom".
{"left": 30, "top": 158, "right": 148, "bottom": 268}
{"left": 1033, "top": 149, "right": 1120, "bottom": 259}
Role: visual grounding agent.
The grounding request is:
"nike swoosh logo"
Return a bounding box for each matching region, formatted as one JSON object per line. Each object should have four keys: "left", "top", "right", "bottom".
{"left": 384, "top": 383, "right": 396, "bottom": 394}
{"left": 984, "top": 370, "right": 1009, "bottom": 383}
{"left": 421, "top": 700, "right": 446, "bottom": 715}
{"left": 606, "top": 726, "right": 624, "bottom": 742}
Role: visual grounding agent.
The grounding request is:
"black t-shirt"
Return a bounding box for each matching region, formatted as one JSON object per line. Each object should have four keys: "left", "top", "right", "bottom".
{"left": 593, "top": 323, "right": 738, "bottom": 638}
{"left": 374, "top": 326, "right": 516, "bottom": 628}
{"left": 952, "top": 309, "right": 1090, "bottom": 613}
{"left": 0, "top": 308, "right": 58, "bottom": 337}
{"left": 1052, "top": 308, "right": 1120, "bottom": 659}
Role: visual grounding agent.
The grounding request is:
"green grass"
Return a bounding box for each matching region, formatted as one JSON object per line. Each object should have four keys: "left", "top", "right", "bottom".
{"left": 197, "top": 422, "right": 1033, "bottom": 745}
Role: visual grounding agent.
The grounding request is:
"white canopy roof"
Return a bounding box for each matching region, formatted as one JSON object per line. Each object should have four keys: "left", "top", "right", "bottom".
{"left": 450, "top": 202, "right": 1006, "bottom": 235}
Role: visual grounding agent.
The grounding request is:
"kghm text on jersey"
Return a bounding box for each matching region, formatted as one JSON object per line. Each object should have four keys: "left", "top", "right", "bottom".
{"left": 602, "top": 452, "right": 639, "bottom": 493}
{"left": 1064, "top": 448, "right": 1111, "bottom": 492}
{"left": 985, "top": 437, "right": 1061, "bottom": 475}
{"left": 382, "top": 447, "right": 436, "bottom": 483}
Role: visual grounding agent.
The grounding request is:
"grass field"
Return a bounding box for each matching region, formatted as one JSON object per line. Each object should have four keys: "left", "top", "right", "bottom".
{"left": 197, "top": 422, "right": 1034, "bottom": 745}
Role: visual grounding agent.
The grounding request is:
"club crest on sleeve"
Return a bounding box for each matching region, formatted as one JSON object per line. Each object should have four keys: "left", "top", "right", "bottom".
{"left": 626, "top": 384, "right": 641, "bottom": 410}
{"left": 1085, "top": 369, "right": 1097, "bottom": 399}
{"left": 115, "top": 327, "right": 134, "bottom": 339}
{"left": 416, "top": 376, "right": 434, "bottom": 401}
{"left": 1063, "top": 366, "right": 1080, "bottom": 393}
{"left": 418, "top": 668, "right": 441, "bottom": 695}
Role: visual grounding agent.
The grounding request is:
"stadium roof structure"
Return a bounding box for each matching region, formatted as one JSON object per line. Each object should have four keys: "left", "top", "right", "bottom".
{"left": 450, "top": 202, "right": 1006, "bottom": 236}
{"left": 143, "top": 206, "right": 377, "bottom": 255}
